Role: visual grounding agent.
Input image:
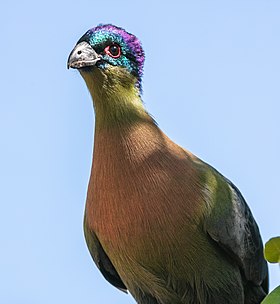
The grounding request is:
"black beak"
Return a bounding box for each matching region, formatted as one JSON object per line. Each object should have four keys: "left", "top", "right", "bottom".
{"left": 67, "top": 41, "right": 100, "bottom": 69}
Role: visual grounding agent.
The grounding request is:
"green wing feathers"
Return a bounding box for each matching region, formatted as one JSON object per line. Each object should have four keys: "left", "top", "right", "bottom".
{"left": 202, "top": 166, "right": 268, "bottom": 298}
{"left": 83, "top": 216, "right": 127, "bottom": 292}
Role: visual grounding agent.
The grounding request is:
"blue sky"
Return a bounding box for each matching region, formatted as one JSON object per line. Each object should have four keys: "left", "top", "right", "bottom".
{"left": 1, "top": 1, "right": 279, "bottom": 303}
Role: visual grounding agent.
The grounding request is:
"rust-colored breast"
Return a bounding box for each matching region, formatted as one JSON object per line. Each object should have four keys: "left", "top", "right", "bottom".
{"left": 85, "top": 121, "right": 204, "bottom": 257}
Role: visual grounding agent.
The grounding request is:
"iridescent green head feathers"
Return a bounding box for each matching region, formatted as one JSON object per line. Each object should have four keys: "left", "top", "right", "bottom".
{"left": 68, "top": 24, "right": 145, "bottom": 93}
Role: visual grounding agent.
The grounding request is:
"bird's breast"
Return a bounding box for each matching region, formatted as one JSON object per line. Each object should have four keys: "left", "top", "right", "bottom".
{"left": 85, "top": 123, "right": 205, "bottom": 262}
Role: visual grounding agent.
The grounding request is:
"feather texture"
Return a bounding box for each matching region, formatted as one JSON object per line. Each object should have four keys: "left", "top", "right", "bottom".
{"left": 68, "top": 24, "right": 268, "bottom": 304}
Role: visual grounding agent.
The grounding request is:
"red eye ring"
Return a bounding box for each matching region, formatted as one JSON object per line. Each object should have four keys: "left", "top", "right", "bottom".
{"left": 104, "top": 44, "right": 121, "bottom": 58}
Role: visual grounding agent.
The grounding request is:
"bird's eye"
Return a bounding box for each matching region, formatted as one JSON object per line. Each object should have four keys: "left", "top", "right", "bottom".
{"left": 104, "top": 44, "right": 121, "bottom": 58}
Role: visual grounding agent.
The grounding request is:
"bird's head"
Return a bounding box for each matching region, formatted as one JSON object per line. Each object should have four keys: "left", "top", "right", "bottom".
{"left": 68, "top": 24, "right": 145, "bottom": 102}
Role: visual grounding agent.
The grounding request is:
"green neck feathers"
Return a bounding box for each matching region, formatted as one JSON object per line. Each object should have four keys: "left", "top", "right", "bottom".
{"left": 80, "top": 67, "right": 151, "bottom": 129}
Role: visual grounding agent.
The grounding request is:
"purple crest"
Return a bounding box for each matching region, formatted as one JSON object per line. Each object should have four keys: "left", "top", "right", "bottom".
{"left": 86, "top": 24, "right": 145, "bottom": 80}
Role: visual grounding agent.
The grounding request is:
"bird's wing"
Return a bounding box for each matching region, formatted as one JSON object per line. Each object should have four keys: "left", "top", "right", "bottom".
{"left": 203, "top": 168, "right": 268, "bottom": 292}
{"left": 84, "top": 219, "right": 127, "bottom": 292}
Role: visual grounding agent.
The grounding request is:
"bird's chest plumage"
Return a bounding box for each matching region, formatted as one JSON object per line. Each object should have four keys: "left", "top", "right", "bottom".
{"left": 85, "top": 124, "right": 205, "bottom": 274}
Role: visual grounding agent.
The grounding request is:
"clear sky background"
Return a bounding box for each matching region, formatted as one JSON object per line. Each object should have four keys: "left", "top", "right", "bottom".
{"left": 1, "top": 1, "right": 279, "bottom": 303}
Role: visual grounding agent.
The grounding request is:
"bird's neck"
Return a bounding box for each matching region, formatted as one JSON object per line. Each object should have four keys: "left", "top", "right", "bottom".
{"left": 81, "top": 68, "right": 151, "bottom": 129}
{"left": 94, "top": 92, "right": 150, "bottom": 130}
{"left": 81, "top": 67, "right": 164, "bottom": 168}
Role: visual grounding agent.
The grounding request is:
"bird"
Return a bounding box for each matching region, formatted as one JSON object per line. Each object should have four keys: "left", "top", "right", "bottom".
{"left": 67, "top": 24, "right": 268, "bottom": 304}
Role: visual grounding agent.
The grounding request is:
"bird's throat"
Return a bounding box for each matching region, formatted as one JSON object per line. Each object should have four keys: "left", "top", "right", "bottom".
{"left": 80, "top": 68, "right": 149, "bottom": 129}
